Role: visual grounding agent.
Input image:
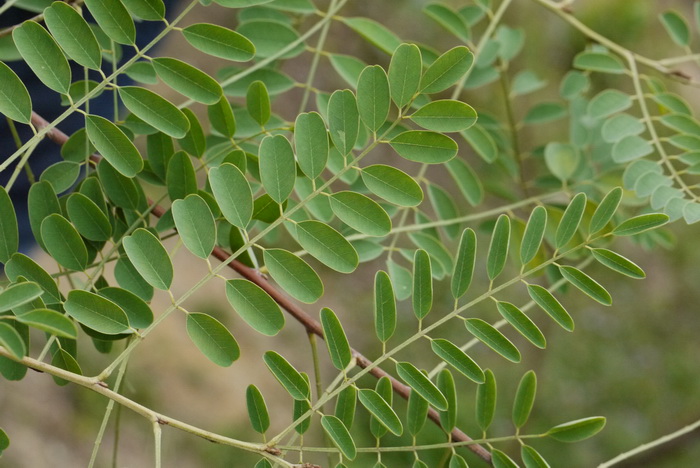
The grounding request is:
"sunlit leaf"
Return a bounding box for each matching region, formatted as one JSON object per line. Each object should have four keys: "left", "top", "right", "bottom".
{"left": 153, "top": 57, "right": 223, "bottom": 104}
{"left": 361, "top": 165, "right": 424, "bottom": 207}
{"left": 390, "top": 131, "right": 458, "bottom": 164}
{"left": 328, "top": 89, "right": 360, "bottom": 155}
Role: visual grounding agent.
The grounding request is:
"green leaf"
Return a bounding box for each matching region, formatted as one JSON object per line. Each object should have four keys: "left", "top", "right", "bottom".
{"left": 374, "top": 271, "right": 396, "bottom": 342}
{"left": 0, "top": 323, "right": 26, "bottom": 359}
{"left": 263, "top": 249, "right": 322, "bottom": 304}
{"left": 179, "top": 108, "right": 206, "bottom": 156}
{"left": 328, "top": 89, "right": 360, "bottom": 155}
{"left": 86, "top": 115, "right": 143, "bottom": 178}
{"left": 0, "top": 186, "right": 19, "bottom": 263}
{"left": 397, "top": 361, "right": 447, "bottom": 410}
{"left": 292, "top": 372, "right": 312, "bottom": 434}
{"left": 98, "top": 287, "right": 153, "bottom": 329}
{"left": 428, "top": 184, "right": 460, "bottom": 239}
{"left": 225, "top": 279, "right": 284, "bottom": 336}
{"left": 420, "top": 46, "right": 474, "bottom": 94}
{"left": 66, "top": 193, "right": 112, "bottom": 242}
{"left": 123, "top": 229, "right": 173, "bottom": 290}
{"left": 27, "top": 180, "right": 60, "bottom": 251}
{"left": 40, "top": 214, "right": 87, "bottom": 271}
{"left": 0, "top": 427, "right": 9, "bottom": 455}
{"left": 166, "top": 151, "right": 197, "bottom": 201}
{"left": 4, "top": 253, "right": 60, "bottom": 304}
{"left": 172, "top": 194, "right": 216, "bottom": 259}
{"left": 237, "top": 20, "right": 304, "bottom": 59}
{"left": 330, "top": 191, "right": 391, "bottom": 236}
{"left": 39, "top": 161, "right": 80, "bottom": 194}
{"left": 410, "top": 100, "right": 477, "bottom": 132}
{"left": 612, "top": 213, "right": 669, "bottom": 236}
{"left": 559, "top": 266, "right": 612, "bottom": 306}
{"left": 524, "top": 102, "right": 567, "bottom": 124}
{"left": 295, "top": 220, "right": 359, "bottom": 273}
{"left": 431, "top": 338, "right": 484, "bottom": 383}
{"left": 465, "top": 318, "right": 521, "bottom": 362}
{"left": 0, "top": 282, "right": 43, "bottom": 312}
{"left": 449, "top": 454, "right": 469, "bottom": 468}
{"left": 573, "top": 51, "right": 625, "bottom": 74}
{"left": 357, "top": 65, "right": 390, "bottom": 133}
{"left": 208, "top": 97, "right": 236, "bottom": 138}
{"left": 591, "top": 248, "right": 645, "bottom": 279}
{"left": 341, "top": 17, "right": 402, "bottom": 55}
{"left": 44, "top": 2, "right": 101, "bottom": 69}
{"left": 121, "top": 0, "right": 165, "bottom": 20}
{"left": 50, "top": 348, "right": 82, "bottom": 386}
{"left": 321, "top": 415, "right": 356, "bottom": 460}
{"left": 612, "top": 135, "right": 654, "bottom": 163}
{"left": 412, "top": 250, "right": 433, "bottom": 320}
{"left": 437, "top": 369, "right": 457, "bottom": 431}
{"left": 13, "top": 21, "right": 71, "bottom": 94}
{"left": 476, "top": 369, "right": 497, "bottom": 432}
{"left": 119, "top": 87, "right": 189, "bottom": 139}
{"left": 587, "top": 89, "right": 632, "bottom": 120}
{"left": 461, "top": 124, "right": 498, "bottom": 162}
{"left": 246, "top": 385, "right": 270, "bottom": 433}
{"left": 335, "top": 386, "right": 357, "bottom": 429}
{"left": 492, "top": 449, "right": 519, "bottom": 468}
{"left": 602, "top": 114, "right": 644, "bottom": 143}
{"left": 522, "top": 445, "right": 551, "bottom": 468}
{"left": 186, "top": 312, "right": 239, "bottom": 366}
{"left": 520, "top": 206, "right": 547, "bottom": 265}
{"left": 527, "top": 284, "right": 574, "bottom": 332}
{"left": 153, "top": 57, "right": 222, "bottom": 105}
{"left": 361, "top": 164, "right": 423, "bottom": 207}
{"left": 15, "top": 308, "right": 77, "bottom": 339}
{"left": 590, "top": 187, "right": 623, "bottom": 234}
{"left": 84, "top": 0, "right": 135, "bottom": 44}
{"left": 544, "top": 142, "right": 579, "bottom": 181}
{"left": 209, "top": 163, "right": 253, "bottom": 229}
{"left": 512, "top": 370, "right": 537, "bottom": 428}
{"left": 183, "top": 23, "right": 255, "bottom": 61}
{"left": 64, "top": 290, "right": 130, "bottom": 335}
{"left": 555, "top": 193, "right": 586, "bottom": 249}
{"left": 259, "top": 135, "right": 296, "bottom": 203}
{"left": 96, "top": 159, "right": 140, "bottom": 210}
{"left": 294, "top": 112, "right": 328, "bottom": 179}
{"left": 424, "top": 3, "right": 470, "bottom": 42}
{"left": 0, "top": 61, "right": 32, "bottom": 123}
{"left": 320, "top": 307, "right": 352, "bottom": 370}
{"left": 406, "top": 388, "right": 429, "bottom": 436}
{"left": 487, "top": 214, "right": 511, "bottom": 281}
{"left": 497, "top": 301, "right": 546, "bottom": 349}
{"left": 358, "top": 389, "right": 403, "bottom": 436}
{"left": 215, "top": 0, "right": 274, "bottom": 6}
{"left": 446, "top": 158, "right": 483, "bottom": 206}
{"left": 452, "top": 228, "right": 477, "bottom": 299}
{"left": 547, "top": 417, "right": 606, "bottom": 442}
{"left": 329, "top": 53, "right": 366, "bottom": 88}
{"left": 388, "top": 43, "right": 422, "bottom": 108}
{"left": 660, "top": 11, "right": 690, "bottom": 47}
{"left": 246, "top": 80, "right": 270, "bottom": 127}
{"left": 263, "top": 351, "right": 310, "bottom": 400}
{"left": 389, "top": 131, "right": 458, "bottom": 164}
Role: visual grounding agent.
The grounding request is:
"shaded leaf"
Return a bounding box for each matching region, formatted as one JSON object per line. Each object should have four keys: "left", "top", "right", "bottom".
{"left": 397, "top": 361, "right": 447, "bottom": 410}
{"left": 328, "top": 89, "right": 360, "bottom": 155}
{"left": 0, "top": 186, "right": 19, "bottom": 263}
{"left": 321, "top": 415, "right": 356, "bottom": 460}
{"left": 0, "top": 282, "right": 43, "bottom": 312}
{"left": 183, "top": 23, "right": 255, "bottom": 61}
{"left": 476, "top": 369, "right": 497, "bottom": 431}
{"left": 66, "top": 193, "right": 112, "bottom": 242}
{"left": 209, "top": 163, "right": 253, "bottom": 229}
{"left": 358, "top": 389, "right": 403, "bottom": 436}
{"left": 187, "top": 312, "right": 239, "bottom": 366}
{"left": 513, "top": 370, "right": 537, "bottom": 428}
{"left": 487, "top": 214, "right": 511, "bottom": 281}
{"left": 153, "top": 57, "right": 222, "bottom": 104}
{"left": 246, "top": 385, "right": 270, "bottom": 433}
{"left": 320, "top": 307, "right": 352, "bottom": 370}
{"left": 263, "top": 350, "right": 310, "bottom": 400}
{"left": 357, "top": 65, "right": 390, "bottom": 132}
{"left": 374, "top": 271, "right": 396, "bottom": 342}
{"left": 259, "top": 135, "right": 296, "bottom": 203}
{"left": 527, "top": 284, "right": 574, "bottom": 332}
{"left": 86, "top": 115, "right": 143, "bottom": 178}
{"left": 294, "top": 112, "right": 328, "bottom": 179}
{"left": 119, "top": 87, "right": 189, "bottom": 139}
{"left": 0, "top": 59, "right": 31, "bottom": 123}
{"left": 41, "top": 214, "right": 87, "bottom": 271}
{"left": 13, "top": 21, "right": 71, "bottom": 94}
{"left": 330, "top": 191, "right": 391, "bottom": 236}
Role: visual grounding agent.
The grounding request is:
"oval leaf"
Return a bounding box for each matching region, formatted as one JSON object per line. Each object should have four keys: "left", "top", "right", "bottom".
{"left": 320, "top": 307, "right": 352, "bottom": 370}
{"left": 44, "top": 2, "right": 101, "bottom": 69}
{"left": 16, "top": 308, "right": 77, "bottom": 339}
{"left": 431, "top": 338, "right": 484, "bottom": 383}
{"left": 172, "top": 194, "right": 217, "bottom": 259}
{"left": 612, "top": 213, "right": 669, "bottom": 236}
{"left": 295, "top": 220, "right": 359, "bottom": 273}
{"left": 487, "top": 214, "right": 511, "bottom": 281}
{"left": 86, "top": 115, "right": 143, "bottom": 178}
{"left": 330, "top": 191, "right": 391, "bottom": 236}
{"left": 526, "top": 284, "right": 574, "bottom": 332}
{"left": 246, "top": 384, "right": 270, "bottom": 433}
{"left": 183, "top": 23, "right": 255, "bottom": 61}
{"left": 225, "top": 279, "right": 284, "bottom": 336}
{"left": 396, "top": 361, "right": 448, "bottom": 410}
{"left": 465, "top": 318, "right": 521, "bottom": 362}
{"left": 388, "top": 43, "right": 422, "bottom": 108}
{"left": 0, "top": 60, "right": 32, "bottom": 123}
{"left": 547, "top": 417, "right": 606, "bottom": 442}
{"left": 122, "top": 228, "right": 173, "bottom": 290}
{"left": 410, "top": 100, "right": 477, "bottom": 132}
{"left": 361, "top": 164, "right": 423, "bottom": 207}
{"left": 559, "top": 266, "right": 612, "bottom": 306}
{"left": 13, "top": 21, "right": 71, "bottom": 94}
{"left": 389, "top": 131, "right": 458, "bottom": 164}
{"left": 420, "top": 46, "right": 474, "bottom": 94}
{"left": 520, "top": 205, "right": 547, "bottom": 265}
{"left": 0, "top": 323, "right": 26, "bottom": 359}
{"left": 328, "top": 89, "right": 360, "bottom": 155}
{"left": 119, "top": 87, "right": 189, "bottom": 139}
{"left": 66, "top": 193, "right": 112, "bottom": 242}
{"left": 555, "top": 193, "right": 586, "bottom": 249}
{"left": 40, "top": 214, "right": 87, "bottom": 271}
{"left": 0, "top": 282, "right": 43, "bottom": 312}
{"left": 0, "top": 186, "right": 19, "bottom": 263}
{"left": 64, "top": 290, "right": 130, "bottom": 335}
{"left": 152, "top": 57, "right": 222, "bottom": 105}
{"left": 374, "top": 271, "right": 396, "bottom": 343}
{"left": 512, "top": 370, "right": 537, "bottom": 428}
{"left": 187, "top": 312, "right": 239, "bottom": 366}
{"left": 358, "top": 389, "right": 403, "bottom": 436}
{"left": 294, "top": 112, "right": 329, "bottom": 180}
{"left": 321, "top": 415, "right": 356, "bottom": 460}
{"left": 259, "top": 135, "right": 296, "bottom": 204}
{"left": 263, "top": 350, "right": 310, "bottom": 400}
{"left": 263, "top": 249, "right": 323, "bottom": 304}
{"left": 209, "top": 163, "right": 253, "bottom": 229}
{"left": 84, "top": 0, "right": 136, "bottom": 44}
{"left": 357, "top": 65, "right": 390, "bottom": 133}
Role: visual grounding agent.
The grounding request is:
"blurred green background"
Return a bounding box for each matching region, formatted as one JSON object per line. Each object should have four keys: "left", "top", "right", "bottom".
{"left": 2, "top": 1, "right": 700, "bottom": 467}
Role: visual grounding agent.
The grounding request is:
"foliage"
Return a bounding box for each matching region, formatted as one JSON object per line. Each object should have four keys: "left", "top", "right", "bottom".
{"left": 0, "top": 0, "right": 699, "bottom": 466}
